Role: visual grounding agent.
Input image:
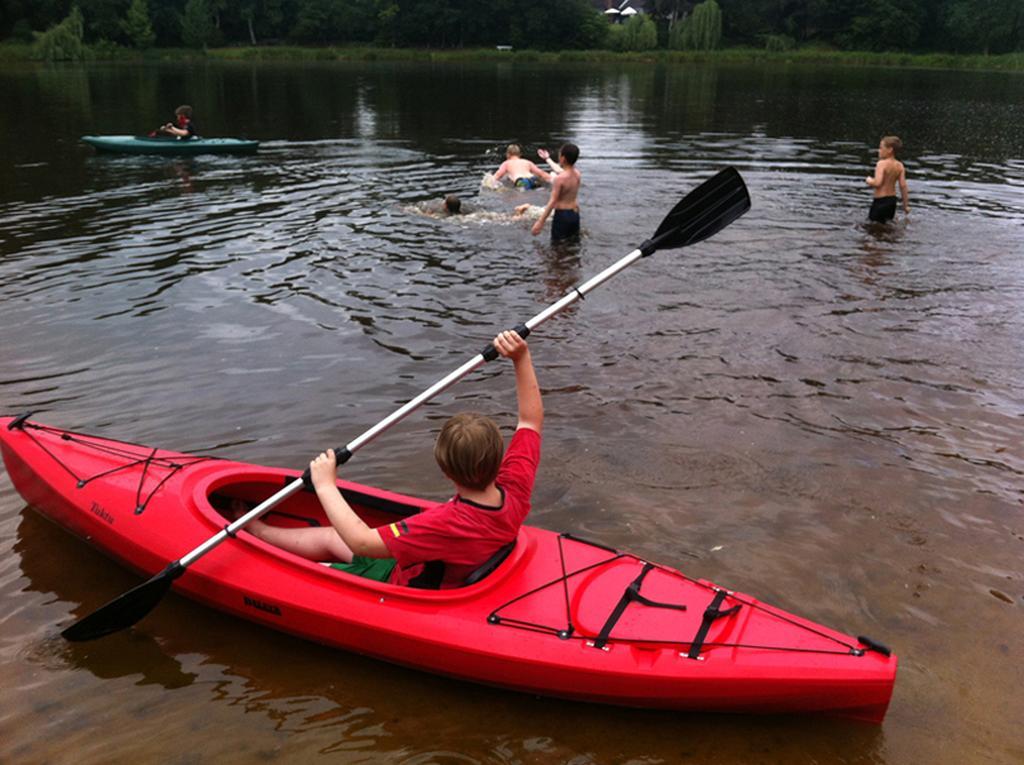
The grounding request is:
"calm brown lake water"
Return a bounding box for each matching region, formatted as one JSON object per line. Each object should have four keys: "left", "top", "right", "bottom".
{"left": 1, "top": 60, "right": 1022, "bottom": 764}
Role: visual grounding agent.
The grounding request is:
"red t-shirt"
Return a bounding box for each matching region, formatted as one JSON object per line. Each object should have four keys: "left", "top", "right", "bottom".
{"left": 378, "top": 427, "right": 541, "bottom": 589}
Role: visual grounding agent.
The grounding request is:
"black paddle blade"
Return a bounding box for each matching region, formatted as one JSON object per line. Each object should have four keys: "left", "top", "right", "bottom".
{"left": 643, "top": 167, "right": 751, "bottom": 255}
{"left": 61, "top": 562, "right": 184, "bottom": 642}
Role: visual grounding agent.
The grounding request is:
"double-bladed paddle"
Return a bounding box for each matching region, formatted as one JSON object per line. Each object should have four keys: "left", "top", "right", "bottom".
{"left": 61, "top": 166, "right": 751, "bottom": 642}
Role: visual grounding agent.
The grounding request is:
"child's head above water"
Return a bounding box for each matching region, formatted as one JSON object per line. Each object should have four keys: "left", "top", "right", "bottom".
{"left": 434, "top": 412, "right": 504, "bottom": 491}
{"left": 505, "top": 144, "right": 522, "bottom": 158}
{"left": 559, "top": 143, "right": 579, "bottom": 166}
{"left": 879, "top": 135, "right": 902, "bottom": 157}
{"left": 444, "top": 195, "right": 462, "bottom": 214}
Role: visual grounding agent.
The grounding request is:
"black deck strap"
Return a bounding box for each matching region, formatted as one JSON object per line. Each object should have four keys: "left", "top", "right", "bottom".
{"left": 560, "top": 531, "right": 618, "bottom": 554}
{"left": 592, "top": 563, "right": 688, "bottom": 650}
{"left": 686, "top": 589, "right": 741, "bottom": 659}
{"left": 7, "top": 412, "right": 34, "bottom": 430}
{"left": 856, "top": 635, "right": 892, "bottom": 657}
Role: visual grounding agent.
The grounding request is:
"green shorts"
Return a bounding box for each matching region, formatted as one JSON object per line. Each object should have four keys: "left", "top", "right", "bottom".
{"left": 330, "top": 555, "right": 397, "bottom": 583}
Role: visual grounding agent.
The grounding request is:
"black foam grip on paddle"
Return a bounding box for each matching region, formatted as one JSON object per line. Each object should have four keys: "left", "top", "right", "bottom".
{"left": 299, "top": 447, "right": 352, "bottom": 491}
{"left": 481, "top": 323, "right": 532, "bottom": 362}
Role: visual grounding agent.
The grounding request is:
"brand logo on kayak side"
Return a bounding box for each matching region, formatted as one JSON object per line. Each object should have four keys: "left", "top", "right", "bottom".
{"left": 90, "top": 502, "right": 114, "bottom": 525}
{"left": 244, "top": 596, "right": 282, "bottom": 616}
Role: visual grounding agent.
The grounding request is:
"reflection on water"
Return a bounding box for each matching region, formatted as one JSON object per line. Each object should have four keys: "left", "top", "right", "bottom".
{"left": 0, "top": 61, "right": 1022, "bottom": 765}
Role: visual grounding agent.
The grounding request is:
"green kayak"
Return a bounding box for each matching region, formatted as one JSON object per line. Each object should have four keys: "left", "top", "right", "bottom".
{"left": 81, "top": 135, "right": 259, "bottom": 156}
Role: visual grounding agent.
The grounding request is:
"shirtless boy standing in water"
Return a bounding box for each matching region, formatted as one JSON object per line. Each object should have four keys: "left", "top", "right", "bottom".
{"left": 865, "top": 136, "right": 909, "bottom": 222}
{"left": 532, "top": 143, "right": 581, "bottom": 241}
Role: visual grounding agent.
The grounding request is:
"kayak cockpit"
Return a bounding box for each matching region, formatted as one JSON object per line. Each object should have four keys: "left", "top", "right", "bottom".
{"left": 199, "top": 470, "right": 524, "bottom": 593}
{"left": 207, "top": 476, "right": 428, "bottom": 529}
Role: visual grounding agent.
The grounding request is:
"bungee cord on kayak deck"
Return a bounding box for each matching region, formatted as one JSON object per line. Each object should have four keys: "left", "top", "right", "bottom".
{"left": 488, "top": 531, "right": 884, "bottom": 659}
{"left": 7, "top": 417, "right": 217, "bottom": 516}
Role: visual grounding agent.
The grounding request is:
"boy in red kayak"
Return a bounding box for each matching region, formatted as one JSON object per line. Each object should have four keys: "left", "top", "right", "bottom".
{"left": 241, "top": 329, "right": 542, "bottom": 588}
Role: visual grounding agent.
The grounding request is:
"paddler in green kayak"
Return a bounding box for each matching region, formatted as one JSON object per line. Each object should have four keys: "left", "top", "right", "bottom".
{"left": 156, "top": 105, "right": 197, "bottom": 139}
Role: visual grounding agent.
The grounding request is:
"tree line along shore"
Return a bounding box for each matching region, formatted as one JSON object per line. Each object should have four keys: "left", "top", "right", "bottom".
{"left": 2, "top": 0, "right": 1021, "bottom": 71}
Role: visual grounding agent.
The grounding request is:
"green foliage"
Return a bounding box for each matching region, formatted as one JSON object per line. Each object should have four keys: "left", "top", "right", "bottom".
{"left": 576, "top": 5, "right": 610, "bottom": 50}
{"left": 671, "top": 0, "right": 722, "bottom": 51}
{"left": 375, "top": 1, "right": 399, "bottom": 47}
{"left": 3, "top": 0, "right": 1021, "bottom": 56}
{"left": 79, "top": 0, "right": 130, "bottom": 44}
{"left": 181, "top": 0, "right": 213, "bottom": 49}
{"left": 841, "top": 0, "right": 925, "bottom": 51}
{"left": 763, "top": 34, "right": 795, "bottom": 52}
{"left": 32, "top": 6, "right": 86, "bottom": 61}
{"left": 90, "top": 37, "right": 133, "bottom": 57}
{"left": 609, "top": 15, "right": 658, "bottom": 52}
{"left": 10, "top": 19, "right": 34, "bottom": 42}
{"left": 122, "top": 0, "right": 155, "bottom": 49}
{"left": 943, "top": 0, "right": 1022, "bottom": 54}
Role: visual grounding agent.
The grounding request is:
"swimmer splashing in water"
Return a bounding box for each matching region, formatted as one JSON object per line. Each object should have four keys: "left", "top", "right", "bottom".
{"left": 492, "top": 144, "right": 553, "bottom": 190}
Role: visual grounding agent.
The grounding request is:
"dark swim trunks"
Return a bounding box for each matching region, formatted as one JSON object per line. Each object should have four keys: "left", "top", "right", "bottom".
{"left": 869, "top": 196, "right": 898, "bottom": 223}
{"left": 551, "top": 208, "right": 580, "bottom": 241}
{"left": 514, "top": 176, "right": 538, "bottom": 190}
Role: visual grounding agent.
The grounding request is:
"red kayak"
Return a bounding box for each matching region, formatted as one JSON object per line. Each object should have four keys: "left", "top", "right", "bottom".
{"left": 0, "top": 416, "right": 897, "bottom": 722}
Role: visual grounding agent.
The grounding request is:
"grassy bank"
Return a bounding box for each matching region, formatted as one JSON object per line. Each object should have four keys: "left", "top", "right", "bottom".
{"left": 3, "top": 40, "right": 1022, "bottom": 71}
{"left": 200, "top": 45, "right": 1024, "bottom": 71}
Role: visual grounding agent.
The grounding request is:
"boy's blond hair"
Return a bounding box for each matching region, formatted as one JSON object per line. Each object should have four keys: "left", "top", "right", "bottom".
{"left": 505, "top": 144, "right": 522, "bottom": 158}
{"left": 881, "top": 135, "right": 902, "bottom": 155}
{"left": 434, "top": 412, "right": 503, "bottom": 491}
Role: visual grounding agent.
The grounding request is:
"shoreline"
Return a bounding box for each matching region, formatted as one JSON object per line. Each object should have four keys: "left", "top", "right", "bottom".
{"left": 2, "top": 42, "right": 1022, "bottom": 72}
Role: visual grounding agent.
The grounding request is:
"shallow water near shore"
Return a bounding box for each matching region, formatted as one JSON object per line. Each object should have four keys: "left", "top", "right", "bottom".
{"left": 1, "top": 60, "right": 1022, "bottom": 764}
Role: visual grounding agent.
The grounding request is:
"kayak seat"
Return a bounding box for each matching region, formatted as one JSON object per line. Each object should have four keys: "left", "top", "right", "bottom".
{"left": 406, "top": 541, "right": 516, "bottom": 590}
{"left": 464, "top": 541, "right": 516, "bottom": 586}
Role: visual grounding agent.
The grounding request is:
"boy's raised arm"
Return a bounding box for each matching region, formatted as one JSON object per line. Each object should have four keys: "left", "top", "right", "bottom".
{"left": 537, "top": 148, "right": 563, "bottom": 174}
{"left": 493, "top": 330, "right": 543, "bottom": 433}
